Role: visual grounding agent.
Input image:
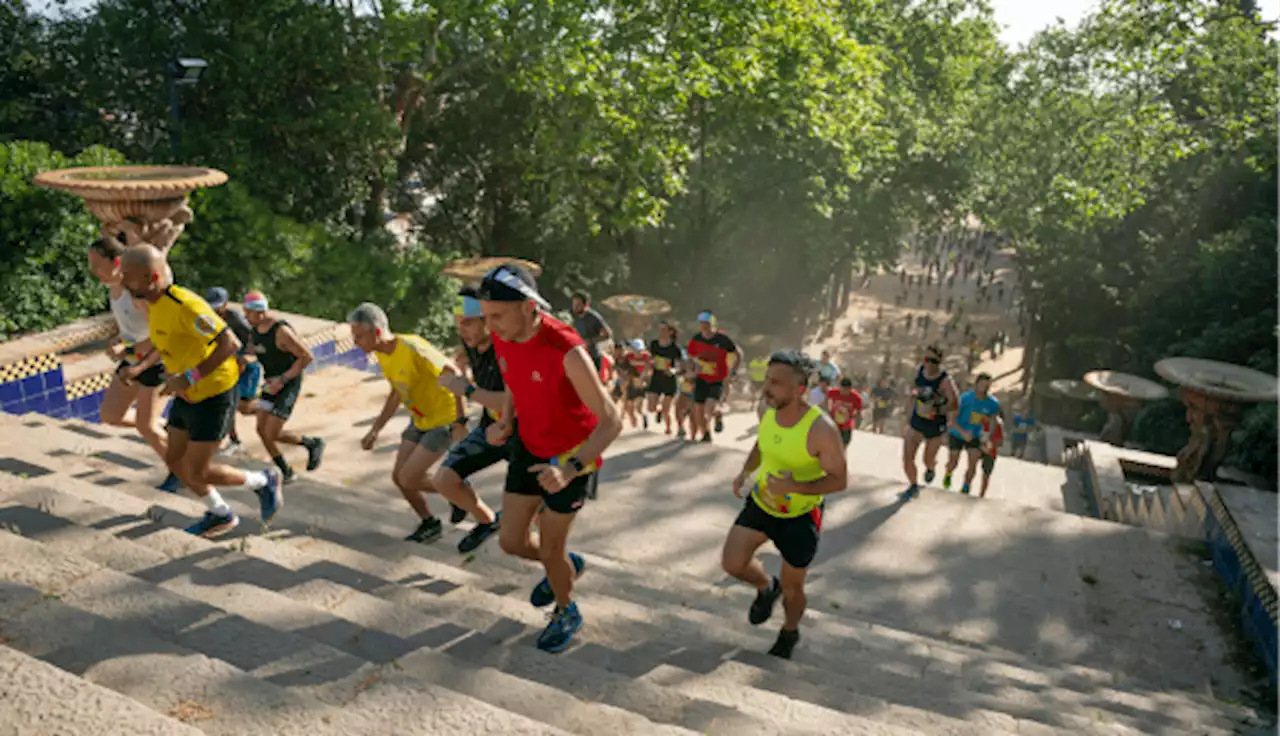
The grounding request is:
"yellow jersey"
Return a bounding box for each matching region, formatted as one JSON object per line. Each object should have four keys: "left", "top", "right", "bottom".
{"left": 751, "top": 406, "right": 825, "bottom": 518}
{"left": 376, "top": 334, "right": 456, "bottom": 430}
{"left": 747, "top": 358, "right": 768, "bottom": 382}
{"left": 148, "top": 285, "right": 239, "bottom": 403}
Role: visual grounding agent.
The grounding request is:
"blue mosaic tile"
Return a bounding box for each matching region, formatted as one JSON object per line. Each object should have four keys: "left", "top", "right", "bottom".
{"left": 49, "top": 406, "right": 71, "bottom": 419}
{"left": 20, "top": 374, "right": 42, "bottom": 398}
{"left": 43, "top": 391, "right": 67, "bottom": 413}
{"left": 42, "top": 370, "right": 64, "bottom": 391}
{"left": 26, "top": 394, "right": 50, "bottom": 414}
{"left": 0, "top": 381, "right": 19, "bottom": 404}
{"left": 2, "top": 400, "right": 23, "bottom": 415}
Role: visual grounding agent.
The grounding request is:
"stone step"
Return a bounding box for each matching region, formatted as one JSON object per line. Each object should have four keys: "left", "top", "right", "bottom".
{"left": 0, "top": 463, "right": 1242, "bottom": 736}
{"left": 0, "top": 529, "right": 572, "bottom": 736}
{"left": 0, "top": 644, "right": 207, "bottom": 736}
{"left": 0, "top": 478, "right": 928, "bottom": 736}
{"left": 0, "top": 416, "right": 1260, "bottom": 734}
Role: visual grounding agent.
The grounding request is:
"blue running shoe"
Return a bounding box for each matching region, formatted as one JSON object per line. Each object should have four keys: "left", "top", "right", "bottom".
{"left": 255, "top": 469, "right": 282, "bottom": 522}
{"left": 185, "top": 510, "right": 238, "bottom": 538}
{"left": 900, "top": 483, "right": 920, "bottom": 501}
{"left": 530, "top": 552, "right": 585, "bottom": 607}
{"left": 536, "top": 602, "right": 583, "bottom": 653}
{"left": 157, "top": 473, "right": 181, "bottom": 493}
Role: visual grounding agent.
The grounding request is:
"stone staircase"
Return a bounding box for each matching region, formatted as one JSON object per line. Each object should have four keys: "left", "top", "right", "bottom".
{"left": 0, "top": 367, "right": 1268, "bottom": 735}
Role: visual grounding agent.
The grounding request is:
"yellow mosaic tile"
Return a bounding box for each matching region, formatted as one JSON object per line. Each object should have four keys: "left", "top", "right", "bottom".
{"left": 65, "top": 370, "right": 114, "bottom": 400}
{"left": 51, "top": 320, "right": 119, "bottom": 350}
{"left": 0, "top": 353, "right": 61, "bottom": 383}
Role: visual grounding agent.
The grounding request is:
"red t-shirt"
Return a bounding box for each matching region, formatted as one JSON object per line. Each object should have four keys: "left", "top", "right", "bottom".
{"left": 983, "top": 418, "right": 1003, "bottom": 455}
{"left": 494, "top": 315, "right": 599, "bottom": 459}
{"left": 598, "top": 353, "right": 613, "bottom": 383}
{"left": 686, "top": 332, "right": 738, "bottom": 383}
{"left": 624, "top": 350, "right": 651, "bottom": 375}
{"left": 827, "top": 389, "right": 864, "bottom": 430}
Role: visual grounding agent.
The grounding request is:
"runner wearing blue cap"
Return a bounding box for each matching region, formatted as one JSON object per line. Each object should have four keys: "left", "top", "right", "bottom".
{"left": 686, "top": 310, "right": 743, "bottom": 443}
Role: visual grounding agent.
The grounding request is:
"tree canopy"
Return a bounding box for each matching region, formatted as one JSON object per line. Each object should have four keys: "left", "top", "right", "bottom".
{"left": 2, "top": 0, "right": 1275, "bottom": 479}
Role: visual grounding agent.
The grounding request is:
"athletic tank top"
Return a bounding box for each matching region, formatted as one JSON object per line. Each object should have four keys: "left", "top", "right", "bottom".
{"left": 109, "top": 288, "right": 150, "bottom": 344}
{"left": 751, "top": 406, "right": 825, "bottom": 519}
{"left": 252, "top": 321, "right": 296, "bottom": 378}
{"left": 465, "top": 342, "right": 505, "bottom": 425}
{"left": 911, "top": 366, "right": 949, "bottom": 422}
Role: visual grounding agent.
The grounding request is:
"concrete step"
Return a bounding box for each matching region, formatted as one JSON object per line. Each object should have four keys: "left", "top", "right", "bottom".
{"left": 0, "top": 644, "right": 206, "bottom": 736}
{"left": 0, "top": 413, "right": 1263, "bottom": 734}
{"left": 0, "top": 529, "right": 572, "bottom": 736}
{"left": 0, "top": 458, "right": 1247, "bottom": 736}
{"left": 0, "top": 478, "right": 929, "bottom": 736}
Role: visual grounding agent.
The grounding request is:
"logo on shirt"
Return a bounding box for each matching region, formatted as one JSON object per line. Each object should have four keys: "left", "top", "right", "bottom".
{"left": 532, "top": 371, "right": 542, "bottom": 383}
{"left": 193, "top": 314, "right": 219, "bottom": 337}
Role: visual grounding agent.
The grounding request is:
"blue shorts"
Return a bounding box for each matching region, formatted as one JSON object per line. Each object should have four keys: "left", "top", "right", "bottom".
{"left": 237, "top": 361, "right": 262, "bottom": 400}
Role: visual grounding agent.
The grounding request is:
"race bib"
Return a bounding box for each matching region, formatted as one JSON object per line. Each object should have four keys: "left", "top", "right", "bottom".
{"left": 969, "top": 411, "right": 984, "bottom": 425}
{"left": 697, "top": 359, "right": 716, "bottom": 376}
{"left": 915, "top": 400, "right": 935, "bottom": 419}
{"left": 875, "top": 399, "right": 888, "bottom": 409}
{"left": 550, "top": 443, "right": 601, "bottom": 475}
{"left": 834, "top": 408, "right": 850, "bottom": 424}
{"left": 753, "top": 474, "right": 793, "bottom": 515}
{"left": 653, "top": 356, "right": 671, "bottom": 371}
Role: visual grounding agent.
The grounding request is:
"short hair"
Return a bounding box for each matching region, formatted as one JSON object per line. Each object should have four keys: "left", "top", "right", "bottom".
{"left": 975, "top": 372, "right": 993, "bottom": 383}
{"left": 925, "top": 344, "right": 943, "bottom": 359}
{"left": 348, "top": 302, "right": 390, "bottom": 334}
{"left": 89, "top": 237, "right": 125, "bottom": 259}
{"left": 572, "top": 290, "right": 590, "bottom": 303}
{"left": 768, "top": 350, "right": 814, "bottom": 385}
{"left": 840, "top": 377, "right": 853, "bottom": 388}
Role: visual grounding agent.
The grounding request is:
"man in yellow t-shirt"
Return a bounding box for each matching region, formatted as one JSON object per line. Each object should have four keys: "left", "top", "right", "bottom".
{"left": 119, "top": 245, "right": 281, "bottom": 539}
{"left": 349, "top": 302, "right": 467, "bottom": 545}
{"left": 723, "top": 350, "right": 848, "bottom": 660}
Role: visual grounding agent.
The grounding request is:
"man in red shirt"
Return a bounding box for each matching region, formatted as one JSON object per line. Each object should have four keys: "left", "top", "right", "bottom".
{"left": 621, "top": 338, "right": 652, "bottom": 428}
{"left": 826, "top": 377, "right": 864, "bottom": 448}
{"left": 686, "top": 311, "right": 742, "bottom": 443}
{"left": 979, "top": 413, "right": 1004, "bottom": 498}
{"left": 476, "top": 264, "right": 622, "bottom": 653}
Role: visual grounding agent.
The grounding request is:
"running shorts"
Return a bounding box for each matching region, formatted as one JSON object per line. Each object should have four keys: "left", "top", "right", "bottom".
{"left": 167, "top": 387, "right": 236, "bottom": 443}
{"left": 504, "top": 435, "right": 593, "bottom": 515}
{"left": 948, "top": 432, "right": 982, "bottom": 451}
{"left": 625, "top": 383, "right": 646, "bottom": 401}
{"left": 402, "top": 422, "right": 453, "bottom": 453}
{"left": 909, "top": 414, "right": 947, "bottom": 439}
{"left": 839, "top": 428, "right": 852, "bottom": 446}
{"left": 734, "top": 495, "right": 823, "bottom": 569}
{"left": 981, "top": 453, "right": 996, "bottom": 475}
{"left": 257, "top": 376, "right": 302, "bottom": 420}
{"left": 116, "top": 360, "right": 164, "bottom": 388}
{"left": 647, "top": 373, "right": 678, "bottom": 397}
{"left": 443, "top": 423, "right": 511, "bottom": 479}
{"left": 693, "top": 378, "right": 723, "bottom": 404}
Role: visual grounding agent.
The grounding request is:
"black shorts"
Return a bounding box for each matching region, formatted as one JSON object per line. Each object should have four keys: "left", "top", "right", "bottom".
{"left": 167, "top": 387, "right": 236, "bottom": 443}
{"left": 625, "top": 383, "right": 646, "bottom": 401}
{"left": 734, "top": 495, "right": 824, "bottom": 569}
{"left": 504, "top": 435, "right": 593, "bottom": 515}
{"left": 693, "top": 378, "right": 724, "bottom": 404}
{"left": 258, "top": 376, "right": 302, "bottom": 420}
{"left": 981, "top": 453, "right": 996, "bottom": 475}
{"left": 909, "top": 415, "right": 947, "bottom": 439}
{"left": 611, "top": 382, "right": 623, "bottom": 400}
{"left": 117, "top": 361, "right": 164, "bottom": 388}
{"left": 839, "top": 428, "right": 852, "bottom": 446}
{"left": 948, "top": 433, "right": 982, "bottom": 451}
{"left": 872, "top": 408, "right": 890, "bottom": 422}
{"left": 443, "top": 423, "right": 510, "bottom": 479}
{"left": 647, "top": 373, "right": 677, "bottom": 397}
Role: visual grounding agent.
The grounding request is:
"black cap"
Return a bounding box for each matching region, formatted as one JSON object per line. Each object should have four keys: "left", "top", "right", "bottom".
{"left": 205, "top": 287, "right": 229, "bottom": 309}
{"left": 476, "top": 263, "right": 550, "bottom": 310}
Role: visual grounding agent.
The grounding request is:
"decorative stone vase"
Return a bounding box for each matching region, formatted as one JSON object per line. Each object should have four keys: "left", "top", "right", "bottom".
{"left": 34, "top": 165, "right": 228, "bottom": 250}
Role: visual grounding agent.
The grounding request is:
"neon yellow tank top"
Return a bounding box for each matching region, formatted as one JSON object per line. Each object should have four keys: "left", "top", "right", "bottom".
{"left": 748, "top": 358, "right": 768, "bottom": 382}
{"left": 751, "top": 405, "right": 825, "bottom": 519}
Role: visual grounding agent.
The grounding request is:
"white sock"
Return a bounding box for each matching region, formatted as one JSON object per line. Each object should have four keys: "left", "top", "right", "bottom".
{"left": 236, "top": 471, "right": 268, "bottom": 492}
{"left": 205, "top": 489, "right": 231, "bottom": 516}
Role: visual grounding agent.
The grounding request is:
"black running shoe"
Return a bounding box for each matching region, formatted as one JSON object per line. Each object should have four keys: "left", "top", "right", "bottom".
{"left": 449, "top": 503, "right": 467, "bottom": 525}
{"left": 305, "top": 437, "right": 326, "bottom": 471}
{"left": 748, "top": 576, "right": 782, "bottom": 625}
{"left": 700, "top": 434, "right": 712, "bottom": 444}
{"left": 714, "top": 416, "right": 724, "bottom": 433}
{"left": 642, "top": 413, "right": 649, "bottom": 429}
{"left": 405, "top": 517, "right": 442, "bottom": 544}
{"left": 457, "top": 512, "right": 500, "bottom": 554}
{"left": 923, "top": 468, "right": 936, "bottom": 484}
{"left": 768, "top": 628, "right": 800, "bottom": 659}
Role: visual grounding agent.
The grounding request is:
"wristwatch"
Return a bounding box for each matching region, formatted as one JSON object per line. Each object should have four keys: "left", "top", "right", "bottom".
{"left": 464, "top": 384, "right": 477, "bottom": 398}
{"left": 454, "top": 416, "right": 468, "bottom": 427}
{"left": 565, "top": 456, "right": 586, "bottom": 474}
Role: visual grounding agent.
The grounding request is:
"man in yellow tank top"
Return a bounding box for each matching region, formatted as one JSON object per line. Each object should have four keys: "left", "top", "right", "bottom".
{"left": 119, "top": 245, "right": 282, "bottom": 539}
{"left": 722, "top": 350, "right": 848, "bottom": 659}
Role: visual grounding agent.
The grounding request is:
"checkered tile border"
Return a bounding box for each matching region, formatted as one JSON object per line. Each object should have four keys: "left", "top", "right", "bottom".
{"left": 0, "top": 353, "right": 60, "bottom": 383}
{"left": 66, "top": 371, "right": 114, "bottom": 400}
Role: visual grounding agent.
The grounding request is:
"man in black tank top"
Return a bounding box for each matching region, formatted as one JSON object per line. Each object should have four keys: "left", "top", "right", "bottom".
{"left": 432, "top": 290, "right": 505, "bottom": 554}
{"left": 243, "top": 291, "right": 325, "bottom": 483}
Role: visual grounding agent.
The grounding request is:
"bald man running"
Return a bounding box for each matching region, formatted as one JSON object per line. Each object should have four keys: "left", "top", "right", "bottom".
{"left": 119, "top": 245, "right": 282, "bottom": 537}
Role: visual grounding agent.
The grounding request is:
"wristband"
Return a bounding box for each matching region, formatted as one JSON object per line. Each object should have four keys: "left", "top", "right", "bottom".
{"left": 185, "top": 368, "right": 202, "bottom": 384}
{"left": 565, "top": 456, "right": 586, "bottom": 474}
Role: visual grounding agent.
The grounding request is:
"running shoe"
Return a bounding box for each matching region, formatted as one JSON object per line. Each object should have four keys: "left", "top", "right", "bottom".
{"left": 700, "top": 434, "right": 712, "bottom": 444}
{"left": 255, "top": 469, "right": 282, "bottom": 522}
{"left": 642, "top": 414, "right": 649, "bottom": 429}
{"left": 449, "top": 503, "right": 467, "bottom": 525}
{"left": 942, "top": 472, "right": 952, "bottom": 490}
{"left": 530, "top": 552, "right": 585, "bottom": 607}
{"left": 185, "top": 510, "right": 238, "bottom": 538}
{"left": 900, "top": 483, "right": 920, "bottom": 501}
{"left": 676, "top": 429, "right": 687, "bottom": 439}
{"left": 405, "top": 516, "right": 443, "bottom": 544}
{"left": 305, "top": 437, "right": 326, "bottom": 471}
{"left": 223, "top": 439, "right": 243, "bottom": 456}
{"left": 923, "top": 468, "right": 936, "bottom": 484}
{"left": 961, "top": 484, "right": 971, "bottom": 495}
{"left": 457, "top": 512, "right": 500, "bottom": 554}
{"left": 768, "top": 628, "right": 800, "bottom": 659}
{"left": 156, "top": 472, "right": 181, "bottom": 493}
{"left": 748, "top": 576, "right": 782, "bottom": 625}
{"left": 714, "top": 416, "right": 724, "bottom": 433}
{"left": 536, "top": 602, "right": 583, "bottom": 653}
